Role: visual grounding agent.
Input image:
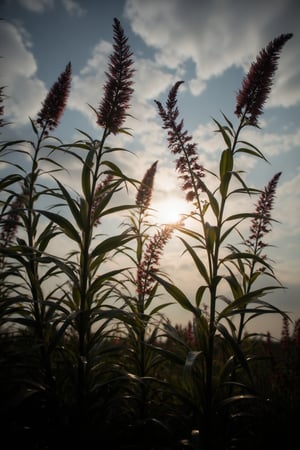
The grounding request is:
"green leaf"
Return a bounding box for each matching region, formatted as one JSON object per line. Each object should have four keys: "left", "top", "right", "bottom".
{"left": 236, "top": 140, "right": 268, "bottom": 161}
{"left": 198, "top": 179, "right": 219, "bottom": 218}
{"left": 217, "top": 322, "right": 253, "bottom": 382}
{"left": 224, "top": 212, "right": 257, "bottom": 222}
{"left": 205, "top": 222, "right": 217, "bottom": 252}
{"left": 91, "top": 234, "right": 133, "bottom": 258}
{"left": 54, "top": 178, "right": 83, "bottom": 230}
{"left": 89, "top": 269, "right": 124, "bottom": 295}
{"left": 36, "top": 221, "right": 59, "bottom": 252}
{"left": 195, "top": 285, "right": 207, "bottom": 308}
{"left": 149, "top": 302, "right": 174, "bottom": 316}
{"left": 219, "top": 148, "right": 233, "bottom": 179}
{"left": 221, "top": 252, "right": 273, "bottom": 272}
{"left": 151, "top": 273, "right": 198, "bottom": 315}
{"left": 38, "top": 210, "right": 81, "bottom": 244}
{"left": 219, "top": 149, "right": 233, "bottom": 197}
{"left": 213, "top": 118, "right": 232, "bottom": 149}
{"left": 81, "top": 147, "right": 94, "bottom": 201}
{"left": 184, "top": 350, "right": 203, "bottom": 376}
{"left": 179, "top": 237, "right": 210, "bottom": 284}
{"left": 218, "top": 286, "right": 283, "bottom": 319}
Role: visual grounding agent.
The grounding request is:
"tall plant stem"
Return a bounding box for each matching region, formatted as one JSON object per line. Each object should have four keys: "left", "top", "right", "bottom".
{"left": 77, "top": 128, "right": 109, "bottom": 417}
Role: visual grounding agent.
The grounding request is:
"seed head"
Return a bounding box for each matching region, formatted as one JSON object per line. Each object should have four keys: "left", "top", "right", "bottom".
{"left": 136, "top": 161, "right": 158, "bottom": 212}
{"left": 36, "top": 62, "right": 71, "bottom": 133}
{"left": 235, "top": 34, "right": 293, "bottom": 125}
{"left": 97, "top": 18, "right": 134, "bottom": 134}
{"left": 155, "top": 82, "right": 205, "bottom": 202}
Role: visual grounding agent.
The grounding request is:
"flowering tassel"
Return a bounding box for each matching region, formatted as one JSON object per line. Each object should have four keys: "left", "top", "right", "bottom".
{"left": 247, "top": 172, "right": 281, "bottom": 253}
{"left": 235, "top": 33, "right": 293, "bottom": 125}
{"left": 0, "top": 194, "right": 24, "bottom": 247}
{"left": 155, "top": 82, "right": 205, "bottom": 202}
{"left": 91, "top": 174, "right": 114, "bottom": 227}
{"left": 36, "top": 62, "right": 72, "bottom": 133}
{"left": 0, "top": 85, "right": 5, "bottom": 129}
{"left": 136, "top": 225, "right": 173, "bottom": 296}
{"left": 97, "top": 18, "right": 135, "bottom": 134}
{"left": 136, "top": 161, "right": 158, "bottom": 213}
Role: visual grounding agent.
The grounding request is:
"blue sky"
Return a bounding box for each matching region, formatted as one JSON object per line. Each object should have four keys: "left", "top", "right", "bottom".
{"left": 1, "top": 0, "right": 300, "bottom": 338}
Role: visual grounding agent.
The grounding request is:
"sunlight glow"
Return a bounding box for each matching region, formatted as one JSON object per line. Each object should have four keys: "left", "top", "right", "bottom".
{"left": 154, "top": 197, "right": 190, "bottom": 225}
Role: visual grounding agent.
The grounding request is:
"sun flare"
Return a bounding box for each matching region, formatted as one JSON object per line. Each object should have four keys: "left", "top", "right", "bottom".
{"left": 154, "top": 197, "right": 190, "bottom": 225}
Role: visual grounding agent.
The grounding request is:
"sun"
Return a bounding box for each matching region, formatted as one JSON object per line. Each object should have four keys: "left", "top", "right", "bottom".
{"left": 154, "top": 197, "right": 190, "bottom": 225}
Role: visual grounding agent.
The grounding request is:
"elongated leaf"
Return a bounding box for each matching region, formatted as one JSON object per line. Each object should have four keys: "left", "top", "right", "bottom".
{"left": 100, "top": 204, "right": 137, "bottom": 217}
{"left": 151, "top": 273, "right": 198, "bottom": 315}
{"left": 217, "top": 322, "right": 253, "bottom": 382}
{"left": 198, "top": 179, "right": 219, "bottom": 218}
{"left": 81, "top": 147, "right": 94, "bottom": 201}
{"left": 221, "top": 252, "right": 273, "bottom": 272}
{"left": 205, "top": 222, "right": 217, "bottom": 252}
{"left": 36, "top": 221, "right": 58, "bottom": 252}
{"left": 184, "top": 350, "right": 203, "bottom": 376}
{"left": 224, "top": 212, "right": 257, "bottom": 222}
{"left": 89, "top": 269, "right": 124, "bottom": 295}
{"left": 219, "top": 149, "right": 233, "bottom": 198}
{"left": 47, "top": 311, "right": 79, "bottom": 354}
{"left": 221, "top": 112, "right": 234, "bottom": 132}
{"left": 38, "top": 210, "right": 81, "bottom": 244}
{"left": 236, "top": 140, "right": 268, "bottom": 161}
{"left": 91, "top": 234, "right": 133, "bottom": 258}
{"left": 179, "top": 237, "right": 210, "bottom": 284}
{"left": 213, "top": 118, "right": 232, "bottom": 149}
{"left": 195, "top": 285, "right": 207, "bottom": 307}
{"left": 218, "top": 286, "right": 283, "bottom": 319}
{"left": 54, "top": 178, "right": 83, "bottom": 230}
{"left": 0, "top": 173, "right": 23, "bottom": 190}
{"left": 149, "top": 302, "right": 174, "bottom": 316}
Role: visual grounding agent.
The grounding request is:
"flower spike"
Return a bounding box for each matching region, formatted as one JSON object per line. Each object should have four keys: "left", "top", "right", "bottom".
{"left": 247, "top": 172, "right": 281, "bottom": 252}
{"left": 136, "top": 161, "right": 158, "bottom": 212}
{"left": 136, "top": 225, "right": 173, "bottom": 296}
{"left": 235, "top": 33, "right": 293, "bottom": 125}
{"left": 155, "top": 82, "right": 205, "bottom": 202}
{"left": 36, "top": 62, "right": 71, "bottom": 133}
{"left": 97, "top": 18, "right": 135, "bottom": 134}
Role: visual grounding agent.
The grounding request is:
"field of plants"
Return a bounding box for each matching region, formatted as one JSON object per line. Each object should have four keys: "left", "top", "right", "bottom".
{"left": 0, "top": 19, "right": 299, "bottom": 450}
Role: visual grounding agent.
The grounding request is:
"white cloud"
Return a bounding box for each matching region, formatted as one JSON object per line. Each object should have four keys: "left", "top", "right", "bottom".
{"left": 16, "top": 0, "right": 85, "bottom": 15}
{"left": 61, "top": 0, "right": 85, "bottom": 16}
{"left": 0, "top": 20, "right": 47, "bottom": 124}
{"left": 125, "top": 0, "right": 300, "bottom": 105}
{"left": 17, "top": 0, "right": 54, "bottom": 13}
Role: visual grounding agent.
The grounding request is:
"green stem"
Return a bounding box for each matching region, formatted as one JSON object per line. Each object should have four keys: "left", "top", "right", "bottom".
{"left": 77, "top": 127, "right": 109, "bottom": 417}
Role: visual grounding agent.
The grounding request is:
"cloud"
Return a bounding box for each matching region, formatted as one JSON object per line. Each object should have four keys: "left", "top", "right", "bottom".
{"left": 0, "top": 20, "right": 47, "bottom": 125}
{"left": 17, "top": 0, "right": 54, "bottom": 13}
{"left": 61, "top": 0, "right": 85, "bottom": 16}
{"left": 16, "top": 0, "right": 86, "bottom": 16}
{"left": 125, "top": 0, "right": 300, "bottom": 105}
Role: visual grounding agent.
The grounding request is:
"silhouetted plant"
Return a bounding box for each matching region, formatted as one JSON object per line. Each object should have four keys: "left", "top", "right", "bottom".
{"left": 155, "top": 33, "right": 293, "bottom": 450}
{"left": 0, "top": 18, "right": 295, "bottom": 450}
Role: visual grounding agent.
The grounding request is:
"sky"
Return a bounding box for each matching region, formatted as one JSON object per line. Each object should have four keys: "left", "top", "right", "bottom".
{"left": 1, "top": 0, "right": 300, "bottom": 339}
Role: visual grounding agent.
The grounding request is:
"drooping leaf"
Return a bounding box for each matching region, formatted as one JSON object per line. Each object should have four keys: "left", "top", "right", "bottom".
{"left": 91, "top": 234, "right": 133, "bottom": 258}
{"left": 38, "top": 210, "right": 81, "bottom": 244}
{"left": 54, "top": 178, "right": 83, "bottom": 230}
{"left": 179, "top": 237, "right": 210, "bottom": 284}
{"left": 151, "top": 272, "right": 198, "bottom": 315}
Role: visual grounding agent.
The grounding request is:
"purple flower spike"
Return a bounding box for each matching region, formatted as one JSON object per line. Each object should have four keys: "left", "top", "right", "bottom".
{"left": 97, "top": 18, "right": 135, "bottom": 134}
{"left": 36, "top": 62, "right": 71, "bottom": 133}
{"left": 155, "top": 82, "right": 205, "bottom": 202}
{"left": 235, "top": 34, "right": 293, "bottom": 125}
